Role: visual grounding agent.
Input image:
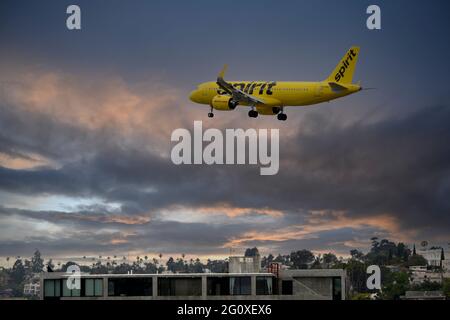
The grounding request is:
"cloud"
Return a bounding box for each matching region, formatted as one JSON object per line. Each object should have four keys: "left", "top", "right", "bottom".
{"left": 223, "top": 210, "right": 402, "bottom": 248}
{"left": 1, "top": 66, "right": 450, "bottom": 259}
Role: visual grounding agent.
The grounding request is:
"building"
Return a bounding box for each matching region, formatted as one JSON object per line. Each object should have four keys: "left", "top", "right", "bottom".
{"left": 228, "top": 254, "right": 261, "bottom": 273}
{"left": 401, "top": 291, "right": 446, "bottom": 300}
{"left": 23, "top": 282, "right": 40, "bottom": 296}
{"left": 416, "top": 248, "right": 446, "bottom": 267}
{"left": 442, "top": 259, "right": 450, "bottom": 271}
{"left": 277, "top": 269, "right": 345, "bottom": 300}
{"left": 40, "top": 268, "right": 346, "bottom": 300}
{"left": 409, "top": 266, "right": 442, "bottom": 285}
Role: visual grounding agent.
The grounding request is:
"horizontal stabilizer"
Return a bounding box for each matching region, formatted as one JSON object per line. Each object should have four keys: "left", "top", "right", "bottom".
{"left": 328, "top": 82, "right": 348, "bottom": 92}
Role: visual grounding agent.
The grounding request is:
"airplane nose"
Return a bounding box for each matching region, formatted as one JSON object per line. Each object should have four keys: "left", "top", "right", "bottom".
{"left": 189, "top": 90, "right": 199, "bottom": 102}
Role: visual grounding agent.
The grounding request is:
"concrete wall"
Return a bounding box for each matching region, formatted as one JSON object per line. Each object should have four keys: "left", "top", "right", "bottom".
{"left": 40, "top": 269, "right": 346, "bottom": 300}
{"left": 228, "top": 255, "right": 261, "bottom": 273}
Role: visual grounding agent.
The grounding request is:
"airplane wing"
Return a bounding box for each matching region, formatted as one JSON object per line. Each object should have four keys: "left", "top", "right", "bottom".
{"left": 216, "top": 65, "right": 266, "bottom": 105}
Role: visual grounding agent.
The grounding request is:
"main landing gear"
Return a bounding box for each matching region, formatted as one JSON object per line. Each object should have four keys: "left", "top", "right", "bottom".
{"left": 208, "top": 106, "right": 214, "bottom": 118}
{"left": 248, "top": 107, "right": 258, "bottom": 118}
{"left": 277, "top": 107, "right": 287, "bottom": 121}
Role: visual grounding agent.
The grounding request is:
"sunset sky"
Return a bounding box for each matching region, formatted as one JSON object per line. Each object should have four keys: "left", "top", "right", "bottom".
{"left": 1, "top": 0, "right": 450, "bottom": 263}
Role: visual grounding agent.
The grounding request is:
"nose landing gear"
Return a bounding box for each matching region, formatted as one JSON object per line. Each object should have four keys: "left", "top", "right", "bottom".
{"left": 208, "top": 106, "right": 214, "bottom": 118}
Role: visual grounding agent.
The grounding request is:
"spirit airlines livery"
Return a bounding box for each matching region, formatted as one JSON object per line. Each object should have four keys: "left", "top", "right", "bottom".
{"left": 189, "top": 47, "right": 363, "bottom": 121}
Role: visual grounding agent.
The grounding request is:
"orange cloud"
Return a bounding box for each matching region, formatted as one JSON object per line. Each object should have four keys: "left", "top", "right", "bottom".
{"left": 52, "top": 212, "right": 151, "bottom": 225}
{"left": 3, "top": 70, "right": 188, "bottom": 148}
{"left": 223, "top": 210, "right": 405, "bottom": 248}
{"left": 0, "top": 152, "right": 57, "bottom": 170}
{"left": 196, "top": 204, "right": 284, "bottom": 218}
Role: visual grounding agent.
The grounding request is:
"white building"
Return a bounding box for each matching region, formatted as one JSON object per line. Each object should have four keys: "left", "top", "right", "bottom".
{"left": 409, "top": 266, "right": 442, "bottom": 285}
{"left": 228, "top": 255, "right": 261, "bottom": 274}
{"left": 417, "top": 248, "right": 444, "bottom": 267}
{"left": 24, "top": 282, "right": 40, "bottom": 296}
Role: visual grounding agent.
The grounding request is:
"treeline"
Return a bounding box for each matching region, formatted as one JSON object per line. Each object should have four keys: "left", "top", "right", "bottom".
{"left": 1, "top": 237, "right": 448, "bottom": 299}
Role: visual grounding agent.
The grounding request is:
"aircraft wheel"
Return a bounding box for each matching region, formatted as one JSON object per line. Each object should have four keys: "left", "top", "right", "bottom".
{"left": 248, "top": 110, "right": 258, "bottom": 118}
{"left": 277, "top": 113, "right": 287, "bottom": 121}
{"left": 208, "top": 112, "right": 214, "bottom": 118}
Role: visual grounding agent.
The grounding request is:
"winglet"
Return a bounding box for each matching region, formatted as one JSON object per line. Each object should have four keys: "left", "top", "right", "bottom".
{"left": 218, "top": 64, "right": 228, "bottom": 80}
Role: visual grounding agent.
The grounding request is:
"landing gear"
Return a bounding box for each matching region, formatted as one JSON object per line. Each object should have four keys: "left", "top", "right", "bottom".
{"left": 277, "top": 107, "right": 287, "bottom": 121}
{"left": 248, "top": 109, "right": 258, "bottom": 118}
{"left": 208, "top": 106, "right": 214, "bottom": 118}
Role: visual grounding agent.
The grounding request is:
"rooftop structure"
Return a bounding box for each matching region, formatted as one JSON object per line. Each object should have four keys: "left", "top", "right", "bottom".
{"left": 40, "top": 268, "right": 346, "bottom": 300}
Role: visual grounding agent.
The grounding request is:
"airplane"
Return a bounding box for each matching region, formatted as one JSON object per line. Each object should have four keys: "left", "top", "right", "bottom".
{"left": 189, "top": 46, "right": 364, "bottom": 121}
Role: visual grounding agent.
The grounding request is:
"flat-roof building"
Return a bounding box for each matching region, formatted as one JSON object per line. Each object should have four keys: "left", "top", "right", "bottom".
{"left": 40, "top": 269, "right": 346, "bottom": 300}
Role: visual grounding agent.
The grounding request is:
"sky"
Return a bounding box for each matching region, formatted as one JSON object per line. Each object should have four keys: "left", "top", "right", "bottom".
{"left": 1, "top": 0, "right": 450, "bottom": 264}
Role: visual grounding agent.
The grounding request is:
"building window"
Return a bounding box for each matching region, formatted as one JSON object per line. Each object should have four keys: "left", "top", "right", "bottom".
{"left": 281, "top": 280, "right": 293, "bottom": 295}
{"left": 85, "top": 279, "right": 103, "bottom": 297}
{"left": 44, "top": 279, "right": 61, "bottom": 297}
{"left": 207, "top": 277, "right": 230, "bottom": 296}
{"left": 332, "top": 277, "right": 342, "bottom": 300}
{"left": 62, "top": 281, "right": 81, "bottom": 297}
{"left": 158, "top": 277, "right": 202, "bottom": 296}
{"left": 108, "top": 277, "right": 152, "bottom": 297}
{"left": 256, "top": 277, "right": 273, "bottom": 295}
{"left": 230, "top": 277, "right": 251, "bottom": 295}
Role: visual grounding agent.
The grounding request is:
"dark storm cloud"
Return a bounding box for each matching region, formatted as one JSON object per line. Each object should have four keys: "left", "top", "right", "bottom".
{"left": 1, "top": 103, "right": 450, "bottom": 249}
{"left": 0, "top": 205, "right": 253, "bottom": 257}
{"left": 1, "top": 0, "right": 450, "bottom": 258}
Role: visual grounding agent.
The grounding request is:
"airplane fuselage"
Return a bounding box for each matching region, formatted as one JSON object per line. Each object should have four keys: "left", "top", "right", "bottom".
{"left": 190, "top": 81, "right": 361, "bottom": 112}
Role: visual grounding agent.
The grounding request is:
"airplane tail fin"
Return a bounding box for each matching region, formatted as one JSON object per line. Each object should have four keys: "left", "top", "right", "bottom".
{"left": 326, "top": 46, "right": 360, "bottom": 84}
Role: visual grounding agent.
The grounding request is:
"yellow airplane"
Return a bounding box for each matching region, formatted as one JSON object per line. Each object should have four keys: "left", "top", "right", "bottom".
{"left": 189, "top": 46, "right": 363, "bottom": 121}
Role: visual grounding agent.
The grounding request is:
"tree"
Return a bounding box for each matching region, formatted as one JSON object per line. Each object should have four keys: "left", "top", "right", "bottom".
{"left": 31, "top": 250, "right": 44, "bottom": 273}
{"left": 47, "top": 259, "right": 55, "bottom": 271}
{"left": 322, "top": 253, "right": 338, "bottom": 266}
{"left": 403, "top": 254, "right": 427, "bottom": 267}
{"left": 410, "top": 279, "right": 441, "bottom": 291}
{"left": 290, "top": 250, "right": 314, "bottom": 269}
{"left": 244, "top": 247, "right": 259, "bottom": 257}
{"left": 166, "top": 257, "right": 175, "bottom": 273}
{"left": 346, "top": 259, "right": 368, "bottom": 294}
{"left": 11, "top": 259, "right": 26, "bottom": 284}
{"left": 350, "top": 249, "right": 364, "bottom": 261}
{"left": 365, "top": 239, "right": 400, "bottom": 265}
{"left": 443, "top": 278, "right": 450, "bottom": 298}
{"left": 381, "top": 270, "right": 410, "bottom": 300}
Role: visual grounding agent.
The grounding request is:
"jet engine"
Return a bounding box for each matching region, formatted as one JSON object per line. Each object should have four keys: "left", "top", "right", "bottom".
{"left": 211, "top": 95, "right": 238, "bottom": 111}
